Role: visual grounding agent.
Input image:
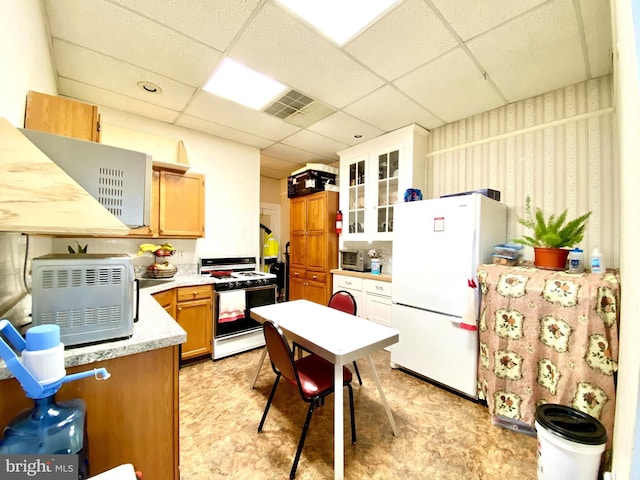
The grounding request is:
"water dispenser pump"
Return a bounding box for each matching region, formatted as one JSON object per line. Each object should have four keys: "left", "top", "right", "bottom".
{"left": 0, "top": 319, "right": 110, "bottom": 477}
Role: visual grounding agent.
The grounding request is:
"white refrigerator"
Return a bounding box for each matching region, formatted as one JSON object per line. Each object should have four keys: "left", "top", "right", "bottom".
{"left": 390, "top": 193, "right": 507, "bottom": 399}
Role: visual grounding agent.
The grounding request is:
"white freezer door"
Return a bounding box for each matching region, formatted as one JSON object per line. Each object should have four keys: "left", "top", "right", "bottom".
{"left": 392, "top": 197, "right": 477, "bottom": 318}
{"left": 390, "top": 303, "right": 479, "bottom": 398}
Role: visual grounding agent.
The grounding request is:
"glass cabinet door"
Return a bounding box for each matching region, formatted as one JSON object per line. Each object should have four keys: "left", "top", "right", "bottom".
{"left": 375, "top": 149, "right": 399, "bottom": 235}
{"left": 348, "top": 159, "right": 366, "bottom": 234}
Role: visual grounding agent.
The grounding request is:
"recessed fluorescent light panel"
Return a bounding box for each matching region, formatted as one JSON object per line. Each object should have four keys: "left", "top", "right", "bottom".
{"left": 276, "top": 0, "right": 399, "bottom": 46}
{"left": 203, "top": 58, "right": 287, "bottom": 110}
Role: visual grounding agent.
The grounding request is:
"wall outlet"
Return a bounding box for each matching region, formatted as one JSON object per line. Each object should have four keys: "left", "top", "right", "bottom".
{"left": 177, "top": 250, "right": 184, "bottom": 261}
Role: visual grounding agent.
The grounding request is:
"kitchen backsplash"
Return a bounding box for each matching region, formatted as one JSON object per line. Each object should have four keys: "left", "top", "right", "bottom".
{"left": 0, "top": 233, "right": 26, "bottom": 317}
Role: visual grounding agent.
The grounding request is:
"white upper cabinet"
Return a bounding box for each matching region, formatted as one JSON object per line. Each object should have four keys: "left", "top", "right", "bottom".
{"left": 338, "top": 124, "right": 428, "bottom": 241}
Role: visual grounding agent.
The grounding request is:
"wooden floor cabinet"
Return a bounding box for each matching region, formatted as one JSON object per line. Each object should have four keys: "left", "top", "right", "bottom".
{"left": 289, "top": 191, "right": 339, "bottom": 305}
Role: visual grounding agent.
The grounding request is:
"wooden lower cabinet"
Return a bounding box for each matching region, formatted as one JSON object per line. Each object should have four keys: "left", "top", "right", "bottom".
{"left": 0, "top": 347, "right": 180, "bottom": 480}
{"left": 153, "top": 288, "right": 177, "bottom": 319}
{"left": 176, "top": 285, "right": 212, "bottom": 360}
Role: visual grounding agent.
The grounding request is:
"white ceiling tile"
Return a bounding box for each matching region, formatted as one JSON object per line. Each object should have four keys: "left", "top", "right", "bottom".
{"left": 110, "top": 0, "right": 261, "bottom": 51}
{"left": 260, "top": 153, "right": 305, "bottom": 178}
{"left": 228, "top": 1, "right": 385, "bottom": 108}
{"left": 345, "top": 84, "right": 444, "bottom": 130}
{"left": 58, "top": 78, "right": 180, "bottom": 123}
{"left": 52, "top": 40, "right": 196, "bottom": 111}
{"left": 467, "top": 0, "right": 587, "bottom": 102}
{"left": 430, "top": 0, "right": 547, "bottom": 41}
{"left": 175, "top": 115, "right": 276, "bottom": 149}
{"left": 185, "top": 91, "right": 300, "bottom": 141}
{"left": 44, "top": 0, "right": 221, "bottom": 86}
{"left": 262, "top": 143, "right": 330, "bottom": 164}
{"left": 394, "top": 48, "right": 505, "bottom": 123}
{"left": 345, "top": 0, "right": 458, "bottom": 81}
{"left": 579, "top": 0, "right": 612, "bottom": 78}
{"left": 281, "top": 130, "right": 347, "bottom": 159}
{"left": 307, "top": 112, "right": 384, "bottom": 146}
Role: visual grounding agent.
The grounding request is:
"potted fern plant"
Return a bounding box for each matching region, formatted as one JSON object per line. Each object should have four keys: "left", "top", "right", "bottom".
{"left": 513, "top": 196, "right": 591, "bottom": 270}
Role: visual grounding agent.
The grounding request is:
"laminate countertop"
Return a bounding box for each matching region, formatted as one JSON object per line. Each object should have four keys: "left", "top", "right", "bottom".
{"left": 0, "top": 275, "right": 219, "bottom": 380}
{"left": 330, "top": 269, "right": 392, "bottom": 283}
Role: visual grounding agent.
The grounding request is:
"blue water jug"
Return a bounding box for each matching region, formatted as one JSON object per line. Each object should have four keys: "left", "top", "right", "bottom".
{"left": 0, "top": 321, "right": 110, "bottom": 479}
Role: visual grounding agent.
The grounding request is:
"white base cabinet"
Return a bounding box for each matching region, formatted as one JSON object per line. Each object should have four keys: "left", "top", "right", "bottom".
{"left": 333, "top": 274, "right": 392, "bottom": 350}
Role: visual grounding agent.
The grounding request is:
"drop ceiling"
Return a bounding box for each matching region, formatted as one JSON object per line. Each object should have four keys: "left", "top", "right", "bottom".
{"left": 41, "top": 0, "right": 612, "bottom": 180}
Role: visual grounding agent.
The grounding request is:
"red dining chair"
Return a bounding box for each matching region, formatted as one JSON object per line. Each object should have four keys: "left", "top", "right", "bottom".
{"left": 328, "top": 290, "right": 363, "bottom": 385}
{"left": 258, "top": 320, "right": 356, "bottom": 479}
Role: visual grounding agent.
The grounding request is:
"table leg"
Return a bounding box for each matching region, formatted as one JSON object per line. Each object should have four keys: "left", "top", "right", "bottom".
{"left": 250, "top": 347, "right": 267, "bottom": 389}
{"left": 334, "top": 362, "right": 344, "bottom": 480}
{"left": 365, "top": 353, "right": 398, "bottom": 436}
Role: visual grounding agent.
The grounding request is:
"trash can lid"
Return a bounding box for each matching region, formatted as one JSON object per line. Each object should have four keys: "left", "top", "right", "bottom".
{"left": 535, "top": 404, "right": 607, "bottom": 445}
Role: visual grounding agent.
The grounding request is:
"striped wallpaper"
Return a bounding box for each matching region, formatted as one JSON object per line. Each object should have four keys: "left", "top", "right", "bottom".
{"left": 426, "top": 75, "right": 618, "bottom": 266}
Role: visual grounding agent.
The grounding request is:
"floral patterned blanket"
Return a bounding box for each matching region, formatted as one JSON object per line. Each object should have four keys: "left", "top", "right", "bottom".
{"left": 476, "top": 263, "right": 619, "bottom": 446}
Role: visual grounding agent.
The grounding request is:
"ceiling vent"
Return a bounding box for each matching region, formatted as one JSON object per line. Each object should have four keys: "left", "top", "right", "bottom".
{"left": 264, "top": 90, "right": 335, "bottom": 128}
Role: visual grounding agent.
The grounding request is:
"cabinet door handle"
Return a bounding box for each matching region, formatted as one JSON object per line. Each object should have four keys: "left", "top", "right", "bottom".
{"left": 312, "top": 275, "right": 318, "bottom": 279}
{"left": 376, "top": 285, "right": 383, "bottom": 290}
{"left": 346, "top": 280, "right": 352, "bottom": 285}
{"left": 178, "top": 307, "right": 182, "bottom": 312}
{"left": 192, "top": 291, "right": 197, "bottom": 296}
{"left": 294, "top": 272, "right": 300, "bottom": 276}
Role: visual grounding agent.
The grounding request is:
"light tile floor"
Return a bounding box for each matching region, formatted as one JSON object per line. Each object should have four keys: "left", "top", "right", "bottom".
{"left": 179, "top": 348, "right": 537, "bottom": 479}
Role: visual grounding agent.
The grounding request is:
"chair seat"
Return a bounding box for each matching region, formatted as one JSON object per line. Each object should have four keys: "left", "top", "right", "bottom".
{"left": 293, "top": 354, "right": 353, "bottom": 398}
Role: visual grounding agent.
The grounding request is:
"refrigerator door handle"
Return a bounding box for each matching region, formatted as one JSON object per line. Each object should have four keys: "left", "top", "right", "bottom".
{"left": 392, "top": 302, "right": 463, "bottom": 324}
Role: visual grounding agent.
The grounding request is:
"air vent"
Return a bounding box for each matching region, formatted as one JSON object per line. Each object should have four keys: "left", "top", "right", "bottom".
{"left": 264, "top": 90, "right": 335, "bottom": 128}
{"left": 98, "top": 167, "right": 124, "bottom": 217}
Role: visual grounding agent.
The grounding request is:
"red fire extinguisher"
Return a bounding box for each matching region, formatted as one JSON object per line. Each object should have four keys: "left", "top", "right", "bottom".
{"left": 336, "top": 210, "right": 343, "bottom": 234}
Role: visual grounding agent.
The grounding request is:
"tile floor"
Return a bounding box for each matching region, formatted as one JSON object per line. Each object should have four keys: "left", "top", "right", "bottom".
{"left": 179, "top": 347, "right": 537, "bottom": 479}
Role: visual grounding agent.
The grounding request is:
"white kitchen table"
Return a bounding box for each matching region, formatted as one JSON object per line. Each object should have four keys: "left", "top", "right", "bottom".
{"left": 250, "top": 299, "right": 399, "bottom": 480}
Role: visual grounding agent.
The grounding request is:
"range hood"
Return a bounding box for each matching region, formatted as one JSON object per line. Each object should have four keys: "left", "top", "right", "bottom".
{"left": 0, "top": 117, "right": 129, "bottom": 236}
{"left": 19, "top": 127, "right": 152, "bottom": 229}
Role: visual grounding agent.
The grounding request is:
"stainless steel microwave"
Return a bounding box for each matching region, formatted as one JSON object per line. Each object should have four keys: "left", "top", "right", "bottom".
{"left": 340, "top": 250, "right": 371, "bottom": 272}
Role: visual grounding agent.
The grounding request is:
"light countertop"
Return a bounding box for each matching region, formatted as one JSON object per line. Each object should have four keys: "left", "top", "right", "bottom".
{"left": 0, "top": 275, "right": 218, "bottom": 381}
{"left": 330, "top": 269, "right": 392, "bottom": 283}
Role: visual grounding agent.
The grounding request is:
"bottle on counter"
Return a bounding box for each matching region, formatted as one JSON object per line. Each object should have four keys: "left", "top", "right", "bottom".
{"left": 590, "top": 247, "right": 606, "bottom": 273}
{"left": 567, "top": 248, "right": 585, "bottom": 274}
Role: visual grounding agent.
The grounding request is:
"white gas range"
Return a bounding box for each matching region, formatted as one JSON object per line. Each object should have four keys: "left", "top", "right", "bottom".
{"left": 199, "top": 257, "right": 276, "bottom": 360}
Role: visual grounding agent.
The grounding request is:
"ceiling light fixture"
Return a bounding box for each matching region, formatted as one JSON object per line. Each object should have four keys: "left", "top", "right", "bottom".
{"left": 203, "top": 57, "right": 288, "bottom": 110}
{"left": 137, "top": 81, "right": 162, "bottom": 94}
{"left": 276, "top": 0, "right": 399, "bottom": 46}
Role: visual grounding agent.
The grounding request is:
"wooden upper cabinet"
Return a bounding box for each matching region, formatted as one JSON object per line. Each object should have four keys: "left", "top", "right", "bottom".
{"left": 129, "top": 168, "right": 205, "bottom": 238}
{"left": 24, "top": 91, "right": 100, "bottom": 142}
{"left": 159, "top": 169, "right": 205, "bottom": 237}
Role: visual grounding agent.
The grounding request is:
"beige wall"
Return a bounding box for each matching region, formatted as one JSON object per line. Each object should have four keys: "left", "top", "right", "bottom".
{"left": 427, "top": 75, "right": 617, "bottom": 266}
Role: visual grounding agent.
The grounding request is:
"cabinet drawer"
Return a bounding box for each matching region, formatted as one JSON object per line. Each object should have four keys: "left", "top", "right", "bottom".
{"left": 306, "top": 271, "right": 326, "bottom": 283}
{"left": 290, "top": 267, "right": 306, "bottom": 279}
{"left": 334, "top": 274, "right": 363, "bottom": 291}
{"left": 177, "top": 285, "right": 212, "bottom": 302}
{"left": 363, "top": 279, "right": 392, "bottom": 297}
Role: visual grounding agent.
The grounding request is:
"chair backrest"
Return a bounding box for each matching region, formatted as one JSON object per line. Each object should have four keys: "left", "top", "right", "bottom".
{"left": 262, "top": 320, "right": 297, "bottom": 385}
{"left": 328, "top": 290, "right": 357, "bottom": 316}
